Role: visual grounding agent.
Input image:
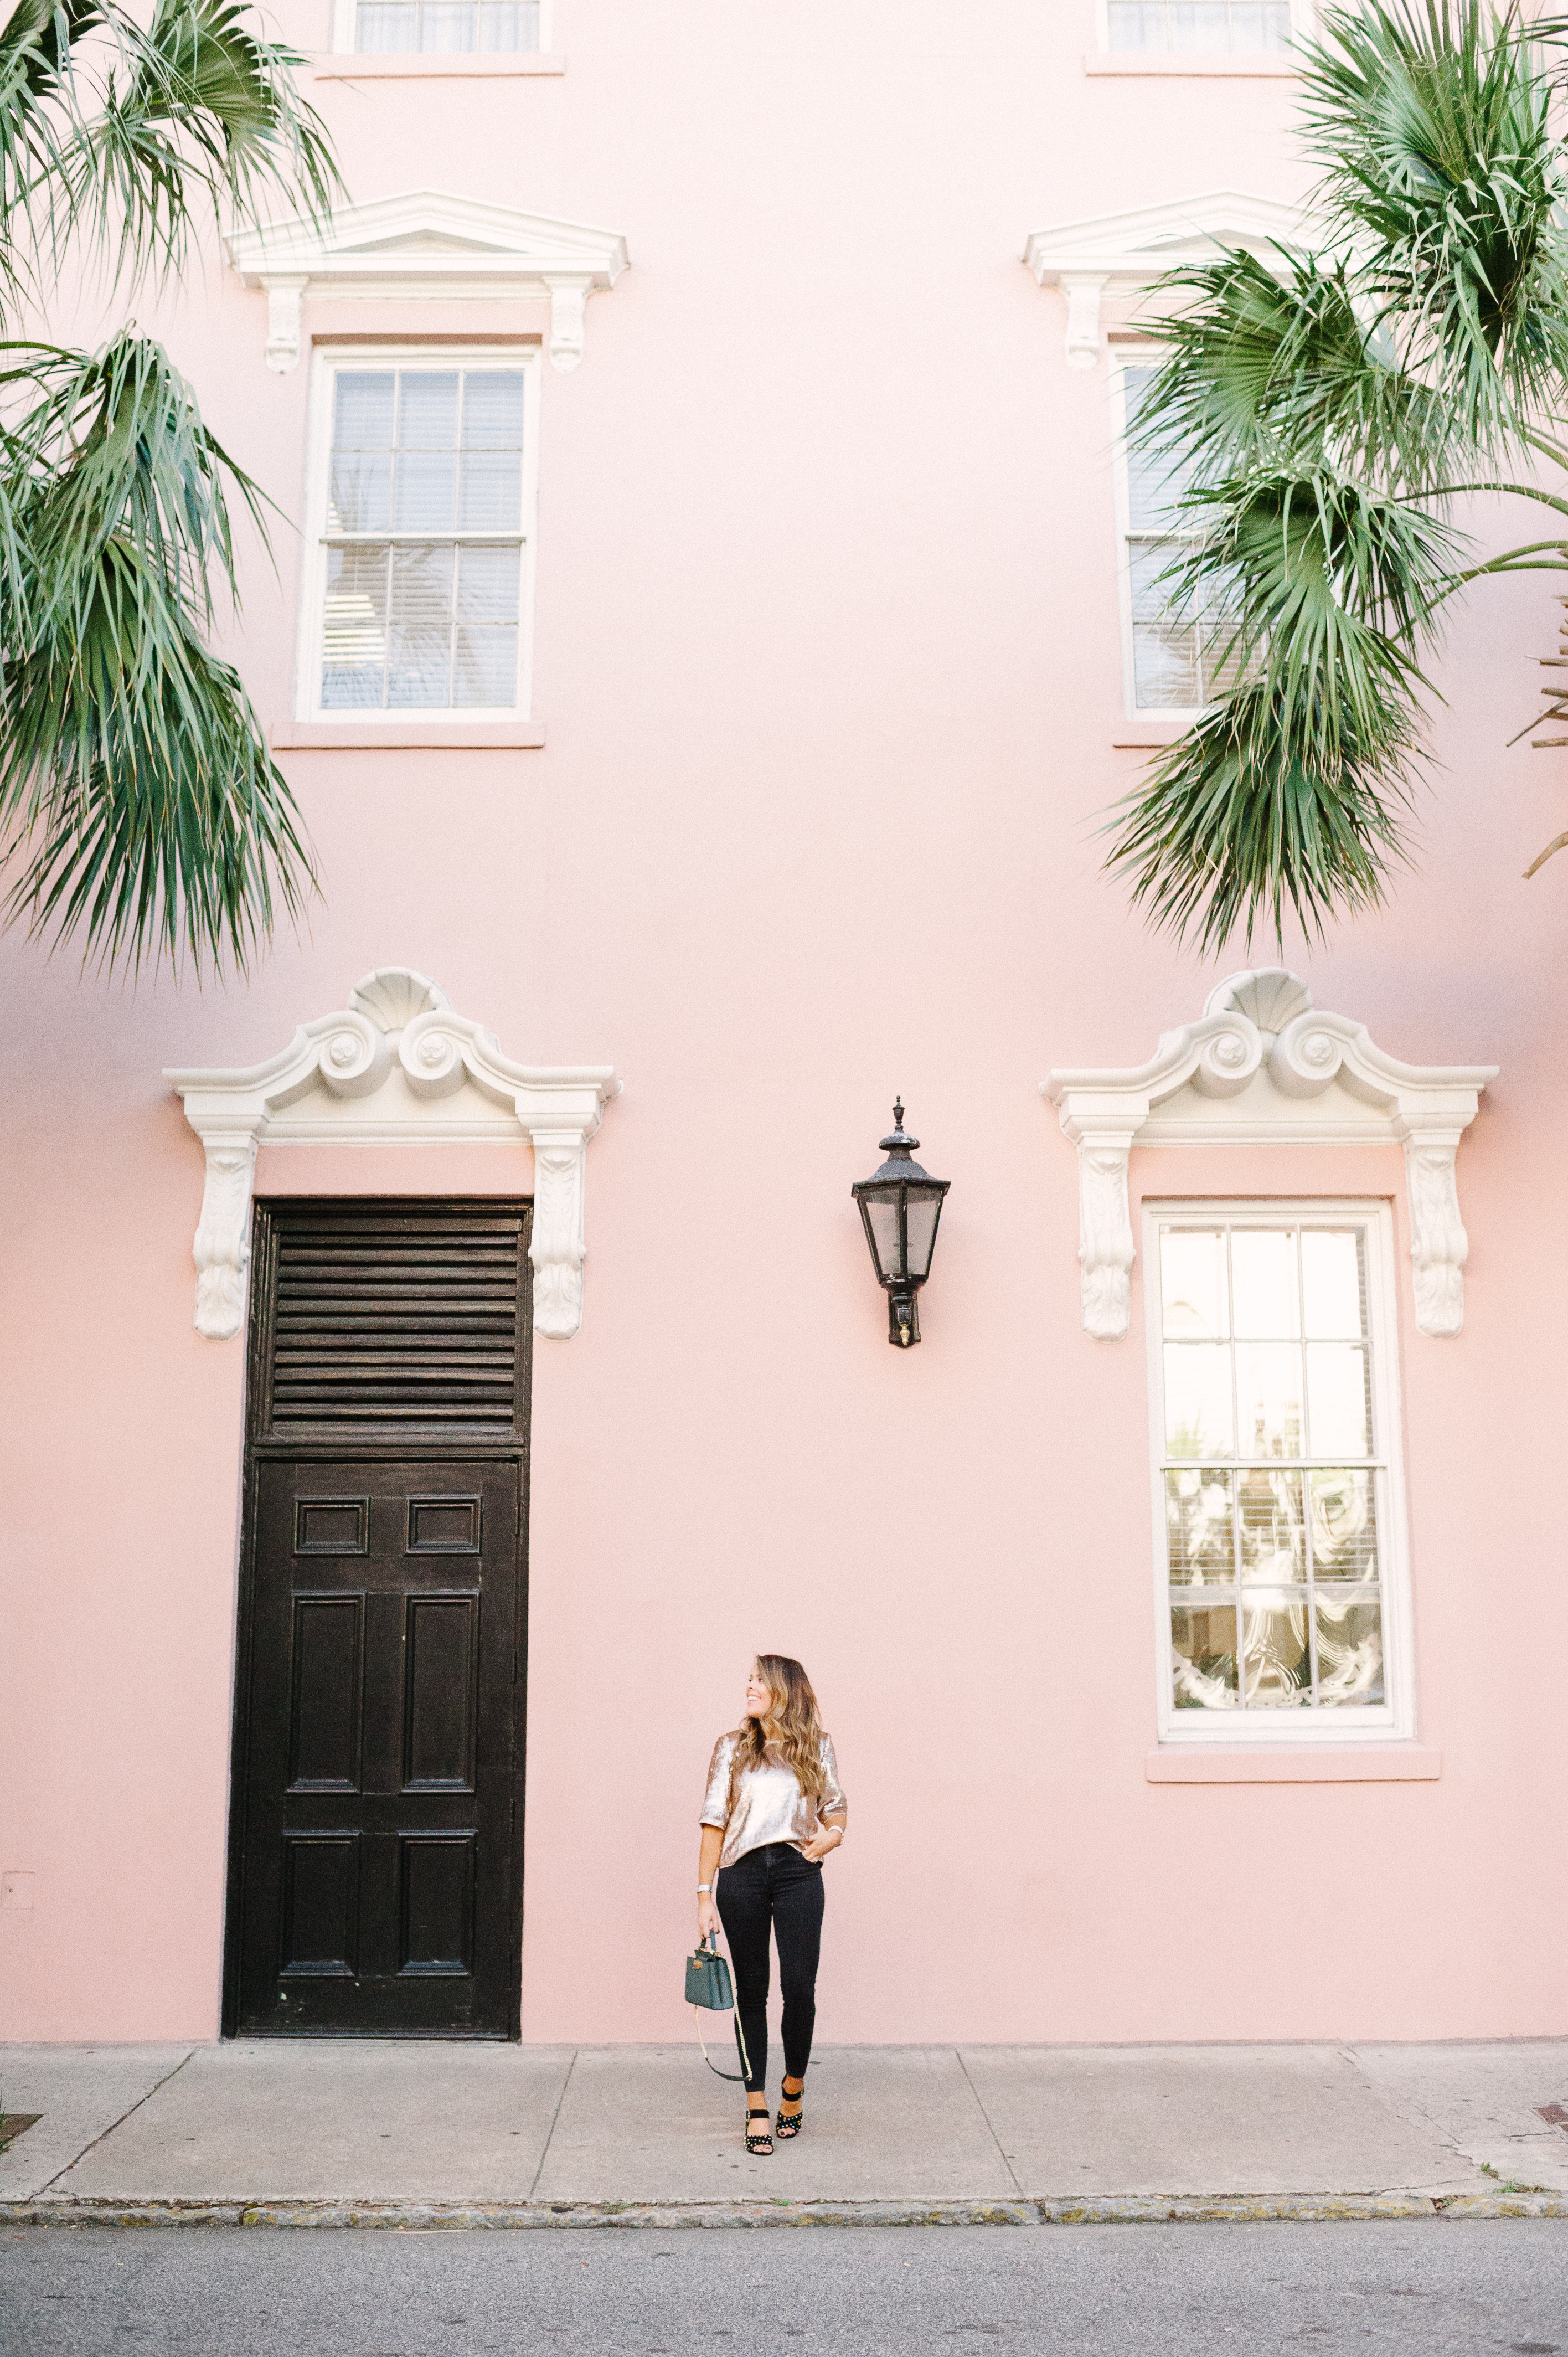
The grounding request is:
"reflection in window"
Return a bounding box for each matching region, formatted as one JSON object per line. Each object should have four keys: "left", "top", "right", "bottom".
{"left": 1158, "top": 1219, "right": 1386, "bottom": 1716}
{"left": 320, "top": 366, "right": 526, "bottom": 712}
{"left": 355, "top": 0, "right": 540, "bottom": 51}
{"left": 1107, "top": 2, "right": 1292, "bottom": 52}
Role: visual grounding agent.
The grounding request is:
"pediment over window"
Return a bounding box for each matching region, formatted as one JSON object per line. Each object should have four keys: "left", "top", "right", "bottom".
{"left": 1022, "top": 189, "right": 1303, "bottom": 368}
{"left": 226, "top": 189, "right": 630, "bottom": 374}
{"left": 166, "top": 966, "right": 621, "bottom": 1344}
{"left": 1043, "top": 969, "right": 1497, "bottom": 1342}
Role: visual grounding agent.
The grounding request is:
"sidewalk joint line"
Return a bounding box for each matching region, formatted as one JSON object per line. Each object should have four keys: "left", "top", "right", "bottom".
{"left": 528, "top": 2046, "right": 577, "bottom": 2201}
{"left": 34, "top": 2048, "right": 198, "bottom": 2199}
{"left": 956, "top": 2047, "right": 1023, "bottom": 2199}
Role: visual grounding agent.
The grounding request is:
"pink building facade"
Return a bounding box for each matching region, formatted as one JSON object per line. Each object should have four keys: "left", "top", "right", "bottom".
{"left": 2, "top": 0, "right": 1564, "bottom": 2047}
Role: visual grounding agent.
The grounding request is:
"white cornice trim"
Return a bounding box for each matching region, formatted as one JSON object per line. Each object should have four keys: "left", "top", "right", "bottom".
{"left": 225, "top": 189, "right": 630, "bottom": 374}
{"left": 166, "top": 966, "right": 621, "bottom": 1342}
{"left": 1042, "top": 968, "right": 1497, "bottom": 1341}
{"left": 1022, "top": 188, "right": 1304, "bottom": 369}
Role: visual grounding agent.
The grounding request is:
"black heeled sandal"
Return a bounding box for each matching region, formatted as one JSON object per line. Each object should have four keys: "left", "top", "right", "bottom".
{"left": 776, "top": 2080, "right": 804, "bottom": 2139}
{"left": 745, "top": 2100, "right": 773, "bottom": 2155}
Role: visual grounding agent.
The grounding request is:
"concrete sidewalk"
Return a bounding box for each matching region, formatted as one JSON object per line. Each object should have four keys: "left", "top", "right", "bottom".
{"left": 3, "top": 2040, "right": 1568, "bottom": 2226}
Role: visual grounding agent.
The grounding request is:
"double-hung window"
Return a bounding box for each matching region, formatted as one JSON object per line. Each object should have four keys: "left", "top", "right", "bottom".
{"left": 303, "top": 353, "right": 539, "bottom": 719}
{"left": 1105, "top": 2, "right": 1295, "bottom": 52}
{"left": 349, "top": 0, "right": 543, "bottom": 50}
{"left": 1146, "top": 1203, "right": 1413, "bottom": 1741}
{"left": 1115, "top": 360, "right": 1238, "bottom": 716}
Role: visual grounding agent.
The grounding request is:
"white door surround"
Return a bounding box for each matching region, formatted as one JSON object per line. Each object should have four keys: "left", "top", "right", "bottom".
{"left": 166, "top": 966, "right": 620, "bottom": 1342}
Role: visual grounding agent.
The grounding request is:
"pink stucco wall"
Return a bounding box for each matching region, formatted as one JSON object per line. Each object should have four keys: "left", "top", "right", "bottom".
{"left": 2, "top": 1, "right": 1565, "bottom": 2044}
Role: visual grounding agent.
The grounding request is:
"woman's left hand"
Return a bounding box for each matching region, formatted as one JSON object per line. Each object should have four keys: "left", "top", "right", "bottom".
{"left": 801, "top": 1828, "right": 842, "bottom": 1862}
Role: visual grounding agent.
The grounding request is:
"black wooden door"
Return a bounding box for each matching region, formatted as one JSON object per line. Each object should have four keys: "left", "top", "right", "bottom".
{"left": 225, "top": 1201, "right": 530, "bottom": 2039}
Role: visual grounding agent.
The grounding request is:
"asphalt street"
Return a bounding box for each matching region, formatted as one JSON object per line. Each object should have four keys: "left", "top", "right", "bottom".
{"left": 3, "top": 2222, "right": 1568, "bottom": 2356}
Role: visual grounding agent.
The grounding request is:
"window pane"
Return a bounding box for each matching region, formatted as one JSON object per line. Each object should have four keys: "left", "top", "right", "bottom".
{"left": 459, "top": 450, "right": 523, "bottom": 532}
{"left": 453, "top": 547, "right": 520, "bottom": 706}
{"left": 328, "top": 450, "right": 391, "bottom": 536}
{"left": 479, "top": 0, "right": 539, "bottom": 46}
{"left": 321, "top": 545, "right": 389, "bottom": 707}
{"left": 357, "top": 0, "right": 416, "bottom": 46}
{"left": 420, "top": 1, "right": 476, "bottom": 47}
{"left": 1165, "top": 1468, "right": 1235, "bottom": 1586}
{"left": 1314, "top": 1591, "right": 1385, "bottom": 1705}
{"left": 1164, "top": 1344, "right": 1233, "bottom": 1458}
{"left": 1306, "top": 1344, "right": 1370, "bottom": 1458}
{"left": 394, "top": 450, "right": 458, "bottom": 532}
{"left": 332, "top": 371, "right": 395, "bottom": 452}
{"left": 1230, "top": 1228, "right": 1298, "bottom": 1339}
{"left": 1107, "top": 2, "right": 1167, "bottom": 47}
{"left": 398, "top": 372, "right": 461, "bottom": 449}
{"left": 1130, "top": 541, "right": 1201, "bottom": 708}
{"left": 1171, "top": 1603, "right": 1239, "bottom": 1710}
{"left": 1234, "top": 1341, "right": 1302, "bottom": 1458}
{"left": 1237, "top": 1465, "right": 1304, "bottom": 1583}
{"left": 1309, "top": 1470, "right": 1378, "bottom": 1582}
{"left": 1302, "top": 1228, "right": 1364, "bottom": 1338}
{"left": 1242, "top": 1594, "right": 1312, "bottom": 1705}
{"left": 1160, "top": 1227, "right": 1228, "bottom": 1337}
{"left": 462, "top": 370, "right": 526, "bottom": 447}
{"left": 386, "top": 543, "right": 455, "bottom": 706}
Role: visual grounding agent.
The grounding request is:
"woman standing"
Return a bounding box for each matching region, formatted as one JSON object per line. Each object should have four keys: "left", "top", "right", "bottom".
{"left": 696, "top": 1655, "right": 847, "bottom": 2155}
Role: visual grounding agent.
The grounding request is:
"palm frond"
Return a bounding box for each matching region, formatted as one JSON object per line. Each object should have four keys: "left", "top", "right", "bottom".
{"left": 1106, "top": 469, "right": 1453, "bottom": 948}
{"left": 1303, "top": 1, "right": 1568, "bottom": 444}
{"left": 0, "top": 331, "right": 313, "bottom": 971}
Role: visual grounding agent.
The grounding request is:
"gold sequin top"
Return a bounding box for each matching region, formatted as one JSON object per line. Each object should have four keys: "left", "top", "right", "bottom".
{"left": 700, "top": 1730, "right": 847, "bottom": 1868}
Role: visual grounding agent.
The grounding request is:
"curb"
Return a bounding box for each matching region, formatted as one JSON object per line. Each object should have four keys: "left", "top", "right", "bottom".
{"left": 3, "top": 2192, "right": 1565, "bottom": 2230}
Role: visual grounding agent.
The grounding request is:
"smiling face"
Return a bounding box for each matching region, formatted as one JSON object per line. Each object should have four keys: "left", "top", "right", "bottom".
{"left": 745, "top": 1663, "right": 774, "bottom": 1722}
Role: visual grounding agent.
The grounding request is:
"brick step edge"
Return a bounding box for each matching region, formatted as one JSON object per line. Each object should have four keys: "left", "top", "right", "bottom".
{"left": 3, "top": 2193, "right": 1564, "bottom": 2230}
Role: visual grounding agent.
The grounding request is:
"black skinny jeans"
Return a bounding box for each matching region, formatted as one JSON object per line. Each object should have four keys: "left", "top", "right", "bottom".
{"left": 715, "top": 1841, "right": 824, "bottom": 2093}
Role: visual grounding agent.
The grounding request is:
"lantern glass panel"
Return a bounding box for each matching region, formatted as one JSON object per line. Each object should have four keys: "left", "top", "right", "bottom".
{"left": 864, "top": 1191, "right": 904, "bottom": 1283}
{"left": 904, "top": 1192, "right": 942, "bottom": 1282}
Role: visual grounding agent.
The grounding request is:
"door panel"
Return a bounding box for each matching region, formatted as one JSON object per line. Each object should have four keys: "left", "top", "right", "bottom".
{"left": 234, "top": 1454, "right": 520, "bottom": 2035}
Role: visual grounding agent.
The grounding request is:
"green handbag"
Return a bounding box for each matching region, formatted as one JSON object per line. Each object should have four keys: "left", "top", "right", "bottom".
{"left": 686, "top": 1933, "right": 751, "bottom": 2082}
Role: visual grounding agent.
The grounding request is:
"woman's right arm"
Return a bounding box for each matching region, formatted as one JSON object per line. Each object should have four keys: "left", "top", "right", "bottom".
{"left": 697, "top": 1822, "right": 723, "bottom": 1941}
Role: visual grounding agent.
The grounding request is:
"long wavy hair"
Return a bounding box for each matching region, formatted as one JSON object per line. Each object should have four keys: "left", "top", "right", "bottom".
{"left": 730, "top": 1654, "right": 826, "bottom": 1807}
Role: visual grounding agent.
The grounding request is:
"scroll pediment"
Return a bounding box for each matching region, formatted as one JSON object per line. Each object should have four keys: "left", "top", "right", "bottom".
{"left": 1043, "top": 967, "right": 1497, "bottom": 1342}
{"left": 166, "top": 966, "right": 621, "bottom": 1344}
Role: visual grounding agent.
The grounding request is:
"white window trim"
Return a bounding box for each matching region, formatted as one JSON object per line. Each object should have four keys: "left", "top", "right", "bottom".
{"left": 329, "top": 0, "right": 553, "bottom": 52}
{"left": 1043, "top": 965, "right": 1497, "bottom": 1344}
{"left": 1142, "top": 1197, "right": 1416, "bottom": 1747}
{"left": 1092, "top": 0, "right": 1314, "bottom": 54}
{"left": 1110, "top": 343, "right": 1205, "bottom": 724}
{"left": 295, "top": 344, "right": 541, "bottom": 727}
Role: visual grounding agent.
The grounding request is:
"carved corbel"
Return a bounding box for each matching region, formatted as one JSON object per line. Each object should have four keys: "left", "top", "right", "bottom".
{"left": 526, "top": 1127, "right": 590, "bottom": 1339}
{"left": 1400, "top": 1130, "right": 1470, "bottom": 1339}
{"left": 191, "top": 1132, "right": 260, "bottom": 1340}
{"left": 543, "top": 275, "right": 592, "bottom": 373}
{"left": 1061, "top": 272, "right": 1109, "bottom": 370}
{"left": 263, "top": 277, "right": 307, "bottom": 374}
{"left": 1075, "top": 1134, "right": 1137, "bottom": 1340}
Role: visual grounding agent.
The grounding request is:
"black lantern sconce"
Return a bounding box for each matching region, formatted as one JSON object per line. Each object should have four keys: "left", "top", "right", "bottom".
{"left": 852, "top": 1102, "right": 951, "bottom": 1347}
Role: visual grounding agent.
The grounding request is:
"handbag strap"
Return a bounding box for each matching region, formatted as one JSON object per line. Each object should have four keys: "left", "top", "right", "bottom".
{"left": 692, "top": 1933, "right": 751, "bottom": 2086}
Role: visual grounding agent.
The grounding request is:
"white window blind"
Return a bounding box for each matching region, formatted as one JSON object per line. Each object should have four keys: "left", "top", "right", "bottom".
{"left": 1121, "top": 363, "right": 1236, "bottom": 713}
{"left": 319, "top": 366, "right": 525, "bottom": 713}
{"left": 1150, "top": 1212, "right": 1405, "bottom": 1728}
{"left": 355, "top": 0, "right": 540, "bottom": 50}
{"left": 1107, "top": 2, "right": 1292, "bottom": 50}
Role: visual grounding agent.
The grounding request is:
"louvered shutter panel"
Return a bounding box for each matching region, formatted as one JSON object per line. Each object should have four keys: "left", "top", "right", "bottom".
{"left": 264, "top": 1202, "right": 527, "bottom": 1433}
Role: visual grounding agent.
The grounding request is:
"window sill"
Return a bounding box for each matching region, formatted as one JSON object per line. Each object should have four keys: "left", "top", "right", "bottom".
{"left": 1084, "top": 52, "right": 1296, "bottom": 76}
{"left": 1112, "top": 720, "right": 1195, "bottom": 747}
{"left": 272, "top": 720, "right": 546, "bottom": 749}
{"left": 1146, "top": 1746, "right": 1441, "bottom": 1783}
{"left": 311, "top": 51, "right": 565, "bottom": 77}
